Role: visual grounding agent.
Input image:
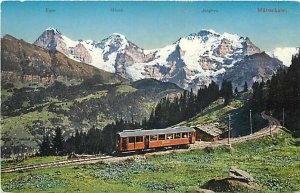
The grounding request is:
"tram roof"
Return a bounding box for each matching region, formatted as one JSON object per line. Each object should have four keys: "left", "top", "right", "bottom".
{"left": 118, "top": 127, "right": 195, "bottom": 137}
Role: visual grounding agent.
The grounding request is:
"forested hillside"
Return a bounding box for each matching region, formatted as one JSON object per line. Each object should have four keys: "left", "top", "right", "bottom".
{"left": 1, "top": 78, "right": 182, "bottom": 157}
{"left": 251, "top": 51, "right": 300, "bottom": 134}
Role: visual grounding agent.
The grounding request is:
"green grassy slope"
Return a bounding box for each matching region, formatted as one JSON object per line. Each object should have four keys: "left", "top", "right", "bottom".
{"left": 1, "top": 131, "right": 299, "bottom": 193}
{"left": 178, "top": 94, "right": 268, "bottom": 137}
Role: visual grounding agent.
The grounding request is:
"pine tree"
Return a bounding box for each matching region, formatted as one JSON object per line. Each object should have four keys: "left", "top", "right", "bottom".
{"left": 53, "top": 126, "right": 64, "bottom": 155}
{"left": 187, "top": 88, "right": 196, "bottom": 118}
{"left": 39, "top": 134, "right": 51, "bottom": 156}
{"left": 74, "top": 129, "right": 81, "bottom": 154}
{"left": 220, "top": 80, "right": 233, "bottom": 105}
{"left": 243, "top": 81, "right": 248, "bottom": 92}
{"left": 234, "top": 87, "right": 239, "bottom": 95}
{"left": 65, "top": 134, "right": 75, "bottom": 154}
{"left": 86, "top": 125, "right": 102, "bottom": 154}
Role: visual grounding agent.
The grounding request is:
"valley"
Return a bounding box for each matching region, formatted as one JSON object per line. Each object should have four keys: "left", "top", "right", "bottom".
{"left": 1, "top": 78, "right": 183, "bottom": 157}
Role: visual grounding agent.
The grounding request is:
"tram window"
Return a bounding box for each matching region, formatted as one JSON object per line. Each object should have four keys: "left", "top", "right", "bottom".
{"left": 182, "top": 133, "right": 188, "bottom": 138}
{"left": 150, "top": 135, "right": 158, "bottom": 141}
{"left": 167, "top": 133, "right": 174, "bottom": 139}
{"left": 129, "top": 137, "right": 135, "bottom": 143}
{"left": 159, "top": 134, "right": 165, "bottom": 140}
{"left": 175, "top": 133, "right": 181, "bottom": 139}
{"left": 136, "top": 136, "right": 143, "bottom": 142}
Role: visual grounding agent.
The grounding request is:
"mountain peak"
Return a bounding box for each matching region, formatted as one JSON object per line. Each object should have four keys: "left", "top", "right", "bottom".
{"left": 107, "top": 33, "right": 128, "bottom": 42}
{"left": 221, "top": 32, "right": 240, "bottom": 40}
{"left": 45, "top": 27, "right": 61, "bottom": 35}
{"left": 200, "top": 29, "right": 218, "bottom": 34}
{"left": 111, "top": 33, "right": 126, "bottom": 38}
{"left": 198, "top": 29, "right": 219, "bottom": 36}
{"left": 34, "top": 27, "right": 69, "bottom": 54}
{"left": 100, "top": 33, "right": 129, "bottom": 47}
{"left": 3, "top": 34, "right": 17, "bottom": 40}
{"left": 187, "top": 29, "right": 220, "bottom": 39}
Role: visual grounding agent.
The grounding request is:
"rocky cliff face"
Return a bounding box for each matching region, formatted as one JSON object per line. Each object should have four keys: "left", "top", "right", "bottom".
{"left": 244, "top": 37, "right": 261, "bottom": 56}
{"left": 72, "top": 43, "right": 92, "bottom": 63}
{"left": 34, "top": 28, "right": 69, "bottom": 55}
{"left": 214, "top": 38, "right": 234, "bottom": 57}
{"left": 34, "top": 28, "right": 94, "bottom": 64}
{"left": 218, "top": 52, "right": 283, "bottom": 89}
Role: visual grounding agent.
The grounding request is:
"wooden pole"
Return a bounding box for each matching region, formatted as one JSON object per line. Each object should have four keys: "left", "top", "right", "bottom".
{"left": 283, "top": 108, "right": 285, "bottom": 127}
{"left": 228, "top": 114, "right": 231, "bottom": 144}
{"left": 250, "top": 109, "right": 253, "bottom": 135}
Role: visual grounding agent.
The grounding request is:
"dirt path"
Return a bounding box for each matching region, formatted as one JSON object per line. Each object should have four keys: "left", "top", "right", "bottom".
{"left": 1, "top": 111, "right": 282, "bottom": 173}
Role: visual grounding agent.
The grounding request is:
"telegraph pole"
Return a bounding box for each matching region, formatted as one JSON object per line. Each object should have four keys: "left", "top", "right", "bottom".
{"left": 228, "top": 114, "right": 231, "bottom": 144}
{"left": 270, "top": 113, "right": 272, "bottom": 136}
{"left": 250, "top": 109, "right": 253, "bottom": 135}
{"left": 283, "top": 108, "right": 285, "bottom": 127}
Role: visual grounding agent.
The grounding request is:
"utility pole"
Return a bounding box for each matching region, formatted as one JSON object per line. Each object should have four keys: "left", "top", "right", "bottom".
{"left": 250, "top": 109, "right": 253, "bottom": 135}
{"left": 228, "top": 114, "right": 231, "bottom": 144}
{"left": 283, "top": 107, "right": 285, "bottom": 127}
{"left": 270, "top": 113, "right": 272, "bottom": 136}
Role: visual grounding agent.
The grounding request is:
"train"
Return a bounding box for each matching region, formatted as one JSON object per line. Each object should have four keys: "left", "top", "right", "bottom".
{"left": 117, "top": 127, "right": 196, "bottom": 153}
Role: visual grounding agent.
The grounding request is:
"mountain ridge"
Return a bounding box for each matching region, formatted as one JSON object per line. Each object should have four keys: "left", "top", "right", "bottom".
{"left": 24, "top": 28, "right": 289, "bottom": 89}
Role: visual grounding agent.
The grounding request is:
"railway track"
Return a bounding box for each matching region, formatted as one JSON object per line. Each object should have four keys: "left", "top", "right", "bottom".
{"left": 1, "top": 111, "right": 282, "bottom": 173}
{"left": 191, "top": 111, "right": 281, "bottom": 149}
{"left": 1, "top": 155, "right": 113, "bottom": 173}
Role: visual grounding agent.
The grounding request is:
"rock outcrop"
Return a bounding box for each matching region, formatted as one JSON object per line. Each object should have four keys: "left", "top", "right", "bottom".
{"left": 201, "top": 166, "right": 260, "bottom": 192}
{"left": 186, "top": 188, "right": 215, "bottom": 193}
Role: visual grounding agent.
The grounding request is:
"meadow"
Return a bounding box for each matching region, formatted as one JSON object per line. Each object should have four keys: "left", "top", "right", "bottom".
{"left": 1, "top": 131, "right": 300, "bottom": 193}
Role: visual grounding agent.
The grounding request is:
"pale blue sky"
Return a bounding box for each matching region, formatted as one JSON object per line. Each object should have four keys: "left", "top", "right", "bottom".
{"left": 2, "top": 1, "right": 300, "bottom": 51}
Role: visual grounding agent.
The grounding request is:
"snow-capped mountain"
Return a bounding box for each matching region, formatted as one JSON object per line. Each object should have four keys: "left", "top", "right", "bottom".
{"left": 34, "top": 28, "right": 284, "bottom": 90}
{"left": 34, "top": 28, "right": 69, "bottom": 55}
{"left": 267, "top": 47, "right": 299, "bottom": 67}
{"left": 128, "top": 29, "right": 261, "bottom": 89}
{"left": 34, "top": 27, "right": 94, "bottom": 63}
{"left": 34, "top": 29, "right": 146, "bottom": 79}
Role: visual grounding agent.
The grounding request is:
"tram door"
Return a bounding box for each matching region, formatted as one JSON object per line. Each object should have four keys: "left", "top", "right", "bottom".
{"left": 122, "top": 138, "right": 127, "bottom": 150}
{"left": 144, "top": 136, "right": 149, "bottom": 149}
{"left": 189, "top": 132, "right": 192, "bottom": 143}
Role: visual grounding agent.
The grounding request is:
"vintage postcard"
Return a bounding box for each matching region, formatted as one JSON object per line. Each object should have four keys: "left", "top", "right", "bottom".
{"left": 1, "top": 1, "right": 300, "bottom": 192}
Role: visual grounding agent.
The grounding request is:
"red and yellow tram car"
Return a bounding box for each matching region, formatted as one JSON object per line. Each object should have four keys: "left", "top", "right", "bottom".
{"left": 117, "top": 127, "right": 196, "bottom": 152}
